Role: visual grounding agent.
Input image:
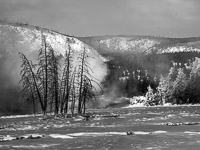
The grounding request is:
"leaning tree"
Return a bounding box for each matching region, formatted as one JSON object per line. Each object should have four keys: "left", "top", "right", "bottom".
{"left": 19, "top": 52, "right": 43, "bottom": 114}
{"left": 76, "top": 47, "right": 102, "bottom": 114}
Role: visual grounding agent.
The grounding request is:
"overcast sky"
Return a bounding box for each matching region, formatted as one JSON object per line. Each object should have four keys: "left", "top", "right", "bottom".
{"left": 0, "top": 0, "right": 200, "bottom": 37}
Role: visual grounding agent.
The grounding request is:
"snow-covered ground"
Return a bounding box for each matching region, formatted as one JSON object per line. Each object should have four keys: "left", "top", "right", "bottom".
{"left": 0, "top": 114, "right": 42, "bottom": 119}
{"left": 1, "top": 106, "right": 200, "bottom": 149}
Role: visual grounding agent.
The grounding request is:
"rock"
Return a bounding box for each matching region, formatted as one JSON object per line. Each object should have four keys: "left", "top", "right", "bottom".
{"left": 16, "top": 136, "right": 25, "bottom": 140}
{"left": 27, "top": 134, "right": 45, "bottom": 139}
{"left": 127, "top": 131, "right": 134, "bottom": 135}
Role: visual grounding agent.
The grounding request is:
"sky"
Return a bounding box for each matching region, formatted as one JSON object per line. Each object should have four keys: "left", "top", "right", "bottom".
{"left": 0, "top": 0, "right": 200, "bottom": 37}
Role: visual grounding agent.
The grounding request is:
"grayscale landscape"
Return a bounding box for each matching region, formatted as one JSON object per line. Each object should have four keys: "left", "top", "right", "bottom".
{"left": 0, "top": 0, "right": 200, "bottom": 149}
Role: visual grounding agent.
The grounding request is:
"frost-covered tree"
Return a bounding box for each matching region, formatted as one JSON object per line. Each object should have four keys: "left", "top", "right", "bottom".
{"left": 149, "top": 58, "right": 200, "bottom": 105}
{"left": 155, "top": 75, "right": 167, "bottom": 105}
{"left": 168, "top": 65, "right": 177, "bottom": 82}
{"left": 154, "top": 65, "right": 182, "bottom": 104}
{"left": 172, "top": 68, "right": 187, "bottom": 104}
{"left": 145, "top": 85, "right": 155, "bottom": 106}
{"left": 185, "top": 58, "right": 200, "bottom": 103}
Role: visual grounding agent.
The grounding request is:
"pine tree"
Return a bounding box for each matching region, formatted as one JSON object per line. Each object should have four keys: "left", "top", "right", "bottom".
{"left": 172, "top": 68, "right": 187, "bottom": 104}
{"left": 156, "top": 75, "right": 166, "bottom": 105}
{"left": 168, "top": 65, "right": 177, "bottom": 82}
{"left": 185, "top": 58, "right": 200, "bottom": 103}
{"left": 145, "top": 85, "right": 155, "bottom": 106}
{"left": 155, "top": 66, "right": 179, "bottom": 105}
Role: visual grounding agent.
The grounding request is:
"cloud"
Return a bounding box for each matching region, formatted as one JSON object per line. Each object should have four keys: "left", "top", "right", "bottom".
{"left": 0, "top": 0, "right": 200, "bottom": 37}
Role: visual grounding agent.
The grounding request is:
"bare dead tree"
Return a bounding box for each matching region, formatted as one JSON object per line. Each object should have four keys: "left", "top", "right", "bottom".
{"left": 49, "top": 46, "right": 60, "bottom": 115}
{"left": 70, "top": 71, "right": 77, "bottom": 115}
{"left": 77, "top": 48, "right": 86, "bottom": 114}
{"left": 19, "top": 36, "right": 102, "bottom": 116}
{"left": 19, "top": 52, "right": 44, "bottom": 114}
{"left": 37, "top": 34, "right": 57, "bottom": 115}
{"left": 19, "top": 35, "right": 60, "bottom": 116}
{"left": 60, "top": 38, "right": 74, "bottom": 115}
{"left": 76, "top": 47, "right": 103, "bottom": 114}
{"left": 69, "top": 67, "right": 79, "bottom": 115}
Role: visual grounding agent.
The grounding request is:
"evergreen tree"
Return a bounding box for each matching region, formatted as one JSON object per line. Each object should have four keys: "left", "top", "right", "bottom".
{"left": 172, "top": 68, "right": 187, "bottom": 104}
{"left": 185, "top": 58, "right": 200, "bottom": 103}
{"left": 156, "top": 75, "right": 166, "bottom": 105}
{"left": 168, "top": 65, "right": 177, "bottom": 82}
{"left": 145, "top": 85, "right": 155, "bottom": 106}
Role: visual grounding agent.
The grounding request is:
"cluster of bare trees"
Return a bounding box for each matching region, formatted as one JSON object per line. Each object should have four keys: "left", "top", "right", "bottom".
{"left": 19, "top": 35, "right": 101, "bottom": 116}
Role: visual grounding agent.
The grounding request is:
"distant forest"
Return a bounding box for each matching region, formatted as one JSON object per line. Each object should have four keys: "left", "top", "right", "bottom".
{"left": 78, "top": 36, "right": 200, "bottom": 104}
{"left": 101, "top": 51, "right": 200, "bottom": 98}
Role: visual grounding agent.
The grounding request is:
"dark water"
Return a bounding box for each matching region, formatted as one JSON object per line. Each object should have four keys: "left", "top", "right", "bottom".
{"left": 1, "top": 106, "right": 200, "bottom": 149}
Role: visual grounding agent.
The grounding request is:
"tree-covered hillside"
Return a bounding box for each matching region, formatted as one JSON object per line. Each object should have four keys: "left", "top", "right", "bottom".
{"left": 79, "top": 36, "right": 200, "bottom": 99}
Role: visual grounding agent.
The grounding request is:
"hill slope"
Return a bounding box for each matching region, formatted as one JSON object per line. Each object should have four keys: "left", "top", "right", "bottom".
{"left": 79, "top": 35, "right": 200, "bottom": 54}
{"left": 0, "top": 22, "right": 107, "bottom": 114}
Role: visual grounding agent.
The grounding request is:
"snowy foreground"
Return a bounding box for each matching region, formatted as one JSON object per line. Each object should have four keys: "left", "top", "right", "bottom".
{"left": 1, "top": 106, "right": 200, "bottom": 149}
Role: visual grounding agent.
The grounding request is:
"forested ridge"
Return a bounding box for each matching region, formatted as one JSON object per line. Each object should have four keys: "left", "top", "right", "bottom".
{"left": 79, "top": 36, "right": 200, "bottom": 104}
